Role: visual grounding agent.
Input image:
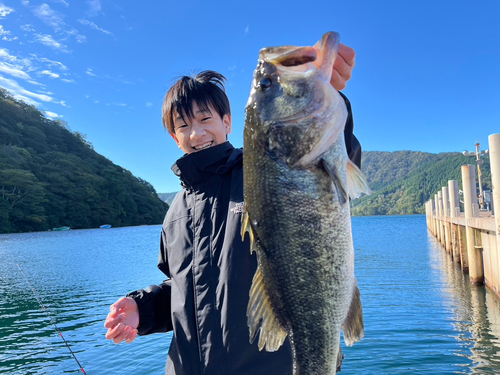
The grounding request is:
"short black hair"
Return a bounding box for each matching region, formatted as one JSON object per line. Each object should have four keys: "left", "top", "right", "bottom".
{"left": 162, "top": 70, "right": 231, "bottom": 135}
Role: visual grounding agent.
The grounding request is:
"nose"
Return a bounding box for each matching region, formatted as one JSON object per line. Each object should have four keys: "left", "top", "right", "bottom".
{"left": 190, "top": 123, "right": 206, "bottom": 139}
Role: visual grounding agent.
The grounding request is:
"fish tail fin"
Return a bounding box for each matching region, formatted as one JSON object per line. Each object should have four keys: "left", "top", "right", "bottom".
{"left": 347, "top": 160, "right": 371, "bottom": 200}
{"left": 247, "top": 265, "right": 288, "bottom": 352}
{"left": 341, "top": 281, "right": 364, "bottom": 346}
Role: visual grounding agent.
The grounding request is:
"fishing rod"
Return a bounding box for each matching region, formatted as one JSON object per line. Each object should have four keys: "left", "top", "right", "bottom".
{"left": 16, "top": 263, "right": 87, "bottom": 375}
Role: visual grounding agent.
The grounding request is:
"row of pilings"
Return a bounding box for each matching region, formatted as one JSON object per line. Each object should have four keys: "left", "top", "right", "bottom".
{"left": 425, "top": 133, "right": 500, "bottom": 299}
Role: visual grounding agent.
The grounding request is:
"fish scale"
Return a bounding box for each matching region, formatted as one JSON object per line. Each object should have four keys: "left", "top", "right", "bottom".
{"left": 242, "top": 31, "right": 370, "bottom": 374}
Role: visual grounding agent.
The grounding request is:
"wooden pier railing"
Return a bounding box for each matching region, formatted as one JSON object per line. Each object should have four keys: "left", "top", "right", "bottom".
{"left": 425, "top": 133, "right": 500, "bottom": 299}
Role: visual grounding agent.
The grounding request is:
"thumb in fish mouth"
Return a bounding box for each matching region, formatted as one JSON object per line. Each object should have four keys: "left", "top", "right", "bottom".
{"left": 312, "top": 31, "right": 341, "bottom": 80}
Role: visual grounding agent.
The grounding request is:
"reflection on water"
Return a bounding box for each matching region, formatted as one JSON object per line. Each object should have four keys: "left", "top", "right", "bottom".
{"left": 2, "top": 218, "right": 500, "bottom": 374}
{"left": 428, "top": 233, "right": 500, "bottom": 374}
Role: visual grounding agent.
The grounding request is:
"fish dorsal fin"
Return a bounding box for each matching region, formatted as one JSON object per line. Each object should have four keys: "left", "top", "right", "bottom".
{"left": 247, "top": 265, "right": 288, "bottom": 352}
{"left": 320, "top": 158, "right": 348, "bottom": 205}
{"left": 341, "top": 281, "right": 364, "bottom": 346}
{"left": 346, "top": 160, "right": 371, "bottom": 199}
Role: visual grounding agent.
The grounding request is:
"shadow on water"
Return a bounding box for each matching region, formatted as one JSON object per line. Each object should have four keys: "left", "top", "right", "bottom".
{"left": 428, "top": 233, "right": 500, "bottom": 374}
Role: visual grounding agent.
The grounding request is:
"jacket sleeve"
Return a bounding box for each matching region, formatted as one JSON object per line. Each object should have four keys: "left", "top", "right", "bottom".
{"left": 126, "top": 228, "right": 174, "bottom": 335}
{"left": 340, "top": 92, "right": 362, "bottom": 169}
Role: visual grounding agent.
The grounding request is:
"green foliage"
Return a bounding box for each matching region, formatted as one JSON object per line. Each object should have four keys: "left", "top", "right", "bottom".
{"left": 0, "top": 88, "right": 169, "bottom": 233}
{"left": 352, "top": 151, "right": 492, "bottom": 216}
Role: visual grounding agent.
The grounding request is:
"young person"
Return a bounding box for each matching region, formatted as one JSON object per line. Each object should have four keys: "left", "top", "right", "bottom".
{"left": 105, "top": 44, "right": 360, "bottom": 374}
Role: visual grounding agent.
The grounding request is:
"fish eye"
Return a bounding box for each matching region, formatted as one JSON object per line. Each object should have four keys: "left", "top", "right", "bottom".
{"left": 257, "top": 76, "right": 272, "bottom": 91}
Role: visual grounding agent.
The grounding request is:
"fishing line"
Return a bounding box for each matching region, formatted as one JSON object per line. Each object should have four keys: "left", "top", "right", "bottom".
{"left": 16, "top": 263, "right": 87, "bottom": 375}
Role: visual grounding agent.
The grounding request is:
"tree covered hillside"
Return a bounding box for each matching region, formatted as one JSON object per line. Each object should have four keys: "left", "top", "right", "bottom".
{"left": 0, "top": 88, "right": 168, "bottom": 233}
{"left": 353, "top": 151, "right": 491, "bottom": 216}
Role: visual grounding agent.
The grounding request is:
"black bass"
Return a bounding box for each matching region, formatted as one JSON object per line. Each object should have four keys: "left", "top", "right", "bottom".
{"left": 242, "top": 31, "right": 370, "bottom": 374}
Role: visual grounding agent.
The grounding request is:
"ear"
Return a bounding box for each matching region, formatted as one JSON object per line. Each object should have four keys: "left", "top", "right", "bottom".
{"left": 170, "top": 132, "right": 181, "bottom": 148}
{"left": 223, "top": 114, "right": 232, "bottom": 135}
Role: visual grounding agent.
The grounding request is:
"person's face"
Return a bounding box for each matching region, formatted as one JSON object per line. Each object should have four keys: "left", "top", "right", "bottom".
{"left": 172, "top": 102, "right": 232, "bottom": 154}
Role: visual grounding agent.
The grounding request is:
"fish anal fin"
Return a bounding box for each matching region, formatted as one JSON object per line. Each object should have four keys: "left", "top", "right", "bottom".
{"left": 346, "top": 160, "right": 371, "bottom": 200}
{"left": 320, "top": 158, "right": 348, "bottom": 205}
{"left": 341, "top": 282, "right": 364, "bottom": 347}
{"left": 247, "top": 266, "right": 288, "bottom": 352}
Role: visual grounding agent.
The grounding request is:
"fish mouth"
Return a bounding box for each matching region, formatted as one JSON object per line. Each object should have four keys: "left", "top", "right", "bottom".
{"left": 261, "top": 31, "right": 340, "bottom": 79}
{"left": 193, "top": 141, "right": 213, "bottom": 151}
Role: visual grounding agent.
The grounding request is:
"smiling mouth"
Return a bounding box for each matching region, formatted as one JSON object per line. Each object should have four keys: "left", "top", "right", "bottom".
{"left": 193, "top": 141, "right": 213, "bottom": 151}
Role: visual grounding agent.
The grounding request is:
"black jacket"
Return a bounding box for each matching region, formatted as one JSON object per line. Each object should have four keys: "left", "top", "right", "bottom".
{"left": 128, "top": 95, "right": 361, "bottom": 375}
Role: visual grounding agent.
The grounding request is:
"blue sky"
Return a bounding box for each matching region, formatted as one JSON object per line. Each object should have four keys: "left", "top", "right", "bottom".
{"left": 0, "top": 0, "right": 499, "bottom": 193}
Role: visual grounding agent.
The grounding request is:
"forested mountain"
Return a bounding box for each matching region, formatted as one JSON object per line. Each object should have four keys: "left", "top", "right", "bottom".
{"left": 352, "top": 151, "right": 491, "bottom": 216}
{"left": 0, "top": 88, "right": 169, "bottom": 234}
{"left": 156, "top": 149, "right": 492, "bottom": 217}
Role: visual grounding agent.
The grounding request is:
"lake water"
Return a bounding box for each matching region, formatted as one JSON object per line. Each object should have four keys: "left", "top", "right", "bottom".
{"left": 1, "top": 215, "right": 500, "bottom": 374}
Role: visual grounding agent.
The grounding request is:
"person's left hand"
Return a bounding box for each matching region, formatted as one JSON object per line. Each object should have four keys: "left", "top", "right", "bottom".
{"left": 331, "top": 43, "right": 356, "bottom": 91}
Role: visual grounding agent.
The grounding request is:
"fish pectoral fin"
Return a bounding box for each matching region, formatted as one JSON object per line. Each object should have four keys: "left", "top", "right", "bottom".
{"left": 247, "top": 266, "right": 288, "bottom": 352}
{"left": 341, "top": 281, "right": 364, "bottom": 347}
{"left": 346, "top": 160, "right": 371, "bottom": 200}
{"left": 320, "top": 158, "right": 348, "bottom": 205}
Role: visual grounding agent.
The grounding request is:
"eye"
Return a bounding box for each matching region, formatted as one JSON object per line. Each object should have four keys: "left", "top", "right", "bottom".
{"left": 257, "top": 75, "right": 272, "bottom": 91}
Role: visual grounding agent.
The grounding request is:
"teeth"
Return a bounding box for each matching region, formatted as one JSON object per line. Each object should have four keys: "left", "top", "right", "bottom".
{"left": 194, "top": 142, "right": 212, "bottom": 150}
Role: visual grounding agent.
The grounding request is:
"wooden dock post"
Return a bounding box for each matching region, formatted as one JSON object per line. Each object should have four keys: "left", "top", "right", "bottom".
{"left": 438, "top": 191, "right": 444, "bottom": 245}
{"left": 434, "top": 194, "right": 440, "bottom": 241}
{"left": 448, "top": 180, "right": 461, "bottom": 263}
{"left": 462, "top": 164, "right": 484, "bottom": 284}
{"left": 442, "top": 186, "right": 452, "bottom": 253}
{"left": 488, "top": 133, "right": 500, "bottom": 293}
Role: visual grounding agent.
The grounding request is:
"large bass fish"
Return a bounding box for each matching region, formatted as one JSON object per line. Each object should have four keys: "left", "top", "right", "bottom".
{"left": 242, "top": 31, "right": 370, "bottom": 374}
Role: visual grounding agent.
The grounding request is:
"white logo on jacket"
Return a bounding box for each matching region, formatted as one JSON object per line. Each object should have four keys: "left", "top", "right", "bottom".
{"left": 230, "top": 202, "right": 244, "bottom": 214}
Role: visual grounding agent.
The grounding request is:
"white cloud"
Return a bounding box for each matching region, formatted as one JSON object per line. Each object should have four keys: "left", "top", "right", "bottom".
{"left": 86, "top": 0, "right": 101, "bottom": 16}
{"left": 0, "top": 76, "right": 53, "bottom": 105}
{"left": 38, "top": 57, "right": 68, "bottom": 71}
{"left": 21, "top": 1, "right": 29, "bottom": 7}
{"left": 0, "top": 25, "right": 10, "bottom": 35}
{"left": 78, "top": 19, "right": 114, "bottom": 36}
{"left": 94, "top": 100, "right": 99, "bottom": 104}
{"left": 2, "top": 36, "right": 18, "bottom": 41}
{"left": 54, "top": 99, "right": 68, "bottom": 107}
{"left": 32, "top": 4, "right": 65, "bottom": 32}
{"left": 244, "top": 25, "right": 249, "bottom": 36}
{"left": 146, "top": 102, "right": 153, "bottom": 107}
{"left": 0, "top": 62, "right": 31, "bottom": 79}
{"left": 41, "top": 70, "right": 59, "bottom": 78}
{"left": 28, "top": 80, "right": 45, "bottom": 86}
{"left": 0, "top": 4, "right": 14, "bottom": 17}
{"left": 75, "top": 34, "right": 87, "bottom": 43}
{"left": 113, "top": 102, "right": 126, "bottom": 107}
{"left": 52, "top": 0, "right": 69, "bottom": 7}
{"left": 44, "top": 110, "right": 62, "bottom": 118}
{"left": 20, "top": 24, "right": 35, "bottom": 32}
{"left": 86, "top": 68, "right": 97, "bottom": 77}
{"left": 34, "top": 33, "right": 68, "bottom": 52}
{"left": 61, "top": 78, "right": 76, "bottom": 83}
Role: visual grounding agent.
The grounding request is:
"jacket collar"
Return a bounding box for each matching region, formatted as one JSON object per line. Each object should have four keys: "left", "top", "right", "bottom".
{"left": 172, "top": 141, "right": 241, "bottom": 188}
